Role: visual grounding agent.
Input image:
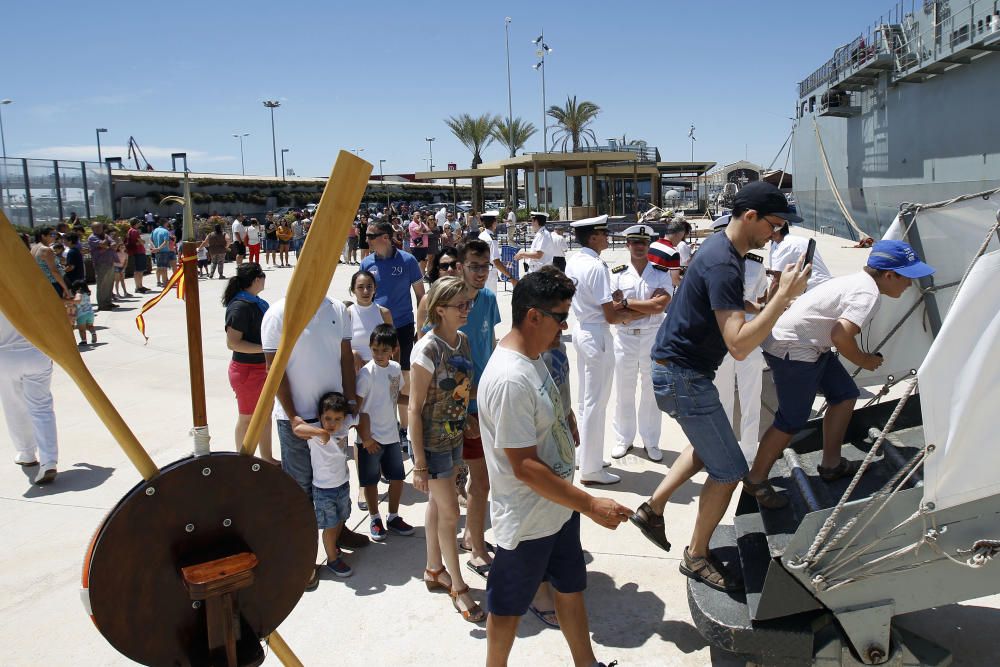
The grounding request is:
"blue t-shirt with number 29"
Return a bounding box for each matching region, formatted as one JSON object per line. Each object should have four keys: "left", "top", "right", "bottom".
{"left": 360, "top": 248, "right": 423, "bottom": 327}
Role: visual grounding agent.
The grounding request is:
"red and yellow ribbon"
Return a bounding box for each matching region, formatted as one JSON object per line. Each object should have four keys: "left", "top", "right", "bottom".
{"left": 134, "top": 255, "right": 197, "bottom": 342}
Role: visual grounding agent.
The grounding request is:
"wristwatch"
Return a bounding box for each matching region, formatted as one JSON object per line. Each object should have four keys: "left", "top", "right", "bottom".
{"left": 621, "top": 298, "right": 629, "bottom": 309}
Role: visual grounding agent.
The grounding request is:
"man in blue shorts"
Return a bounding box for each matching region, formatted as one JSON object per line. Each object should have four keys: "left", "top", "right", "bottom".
{"left": 479, "top": 269, "right": 630, "bottom": 667}
{"left": 630, "top": 181, "right": 810, "bottom": 592}
{"left": 150, "top": 219, "right": 171, "bottom": 287}
{"left": 361, "top": 220, "right": 425, "bottom": 442}
{"left": 746, "top": 239, "right": 935, "bottom": 508}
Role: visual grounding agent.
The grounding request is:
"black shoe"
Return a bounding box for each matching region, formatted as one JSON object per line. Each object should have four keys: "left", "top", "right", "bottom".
{"left": 629, "top": 502, "right": 671, "bottom": 552}
{"left": 336, "top": 526, "right": 370, "bottom": 549}
{"left": 742, "top": 476, "right": 790, "bottom": 509}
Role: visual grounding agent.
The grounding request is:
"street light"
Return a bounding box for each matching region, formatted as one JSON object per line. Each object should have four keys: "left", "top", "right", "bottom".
{"left": 425, "top": 137, "right": 435, "bottom": 172}
{"left": 262, "top": 100, "right": 281, "bottom": 177}
{"left": 95, "top": 128, "right": 108, "bottom": 164}
{"left": 379, "top": 159, "right": 389, "bottom": 208}
{"left": 352, "top": 148, "right": 365, "bottom": 156}
{"left": 281, "top": 148, "right": 289, "bottom": 181}
{"left": 505, "top": 17, "right": 515, "bottom": 207}
{"left": 232, "top": 133, "right": 249, "bottom": 175}
{"left": 532, "top": 32, "right": 552, "bottom": 208}
{"left": 0, "top": 99, "right": 12, "bottom": 160}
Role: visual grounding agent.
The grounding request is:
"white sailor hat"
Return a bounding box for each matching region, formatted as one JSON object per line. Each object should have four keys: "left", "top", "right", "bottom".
{"left": 623, "top": 224, "right": 655, "bottom": 240}
{"left": 711, "top": 214, "right": 731, "bottom": 230}
{"left": 529, "top": 211, "right": 549, "bottom": 220}
{"left": 569, "top": 214, "right": 609, "bottom": 230}
{"left": 482, "top": 210, "right": 501, "bottom": 218}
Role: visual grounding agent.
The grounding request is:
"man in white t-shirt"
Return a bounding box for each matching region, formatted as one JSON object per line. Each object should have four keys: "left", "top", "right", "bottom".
{"left": 478, "top": 211, "right": 516, "bottom": 293}
{"left": 504, "top": 206, "right": 517, "bottom": 228}
{"left": 231, "top": 215, "right": 247, "bottom": 266}
{"left": 513, "top": 212, "right": 555, "bottom": 274}
{"left": 744, "top": 240, "right": 935, "bottom": 509}
{"left": 261, "top": 297, "right": 367, "bottom": 549}
{"left": 768, "top": 221, "right": 832, "bottom": 293}
{"left": 479, "top": 269, "right": 630, "bottom": 667}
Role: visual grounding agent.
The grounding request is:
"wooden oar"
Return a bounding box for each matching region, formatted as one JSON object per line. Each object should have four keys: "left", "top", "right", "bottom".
{"left": 241, "top": 150, "right": 372, "bottom": 456}
{"left": 0, "top": 212, "right": 159, "bottom": 480}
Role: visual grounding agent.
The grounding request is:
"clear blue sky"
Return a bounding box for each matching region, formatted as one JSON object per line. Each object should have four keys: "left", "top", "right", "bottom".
{"left": 4, "top": 0, "right": 890, "bottom": 177}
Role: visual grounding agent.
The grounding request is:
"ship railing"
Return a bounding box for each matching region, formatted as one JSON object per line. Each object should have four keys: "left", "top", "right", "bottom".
{"left": 798, "top": 0, "right": 1000, "bottom": 99}
{"left": 892, "top": 0, "right": 1000, "bottom": 77}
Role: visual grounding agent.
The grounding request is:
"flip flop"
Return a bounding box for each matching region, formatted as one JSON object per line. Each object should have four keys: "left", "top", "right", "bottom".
{"left": 458, "top": 540, "right": 496, "bottom": 554}
{"left": 465, "top": 560, "right": 492, "bottom": 579}
{"left": 528, "top": 605, "right": 560, "bottom": 629}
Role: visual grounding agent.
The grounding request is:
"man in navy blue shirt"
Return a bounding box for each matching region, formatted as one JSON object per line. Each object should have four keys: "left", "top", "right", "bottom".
{"left": 361, "top": 221, "right": 425, "bottom": 440}
{"left": 630, "top": 181, "right": 810, "bottom": 592}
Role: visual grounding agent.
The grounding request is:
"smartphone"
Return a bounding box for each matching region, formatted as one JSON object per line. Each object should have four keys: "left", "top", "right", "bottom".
{"left": 803, "top": 238, "right": 816, "bottom": 271}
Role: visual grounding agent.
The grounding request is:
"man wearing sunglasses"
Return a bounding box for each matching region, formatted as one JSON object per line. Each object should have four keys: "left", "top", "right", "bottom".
{"left": 565, "top": 215, "right": 634, "bottom": 486}
{"left": 631, "top": 181, "right": 810, "bottom": 593}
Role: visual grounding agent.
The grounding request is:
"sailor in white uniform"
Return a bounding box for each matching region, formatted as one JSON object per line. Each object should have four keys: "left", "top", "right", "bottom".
{"left": 711, "top": 216, "right": 769, "bottom": 463}
{"left": 513, "top": 212, "right": 554, "bottom": 274}
{"left": 564, "top": 215, "right": 631, "bottom": 484}
{"left": 609, "top": 225, "right": 673, "bottom": 462}
{"left": 478, "top": 210, "right": 515, "bottom": 293}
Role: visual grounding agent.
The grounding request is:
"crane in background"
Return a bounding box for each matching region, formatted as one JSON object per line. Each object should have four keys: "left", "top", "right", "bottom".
{"left": 126, "top": 136, "right": 155, "bottom": 170}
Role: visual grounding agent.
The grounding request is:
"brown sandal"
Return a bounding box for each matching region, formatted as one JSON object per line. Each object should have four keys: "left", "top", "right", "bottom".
{"left": 449, "top": 585, "right": 486, "bottom": 623}
{"left": 742, "top": 476, "right": 789, "bottom": 509}
{"left": 817, "top": 457, "right": 862, "bottom": 482}
{"left": 679, "top": 547, "right": 744, "bottom": 592}
{"left": 424, "top": 566, "right": 450, "bottom": 592}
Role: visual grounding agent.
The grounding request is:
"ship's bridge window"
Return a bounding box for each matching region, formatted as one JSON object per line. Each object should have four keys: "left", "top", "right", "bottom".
{"left": 809, "top": 96, "right": 816, "bottom": 112}
{"left": 800, "top": 101, "right": 807, "bottom": 117}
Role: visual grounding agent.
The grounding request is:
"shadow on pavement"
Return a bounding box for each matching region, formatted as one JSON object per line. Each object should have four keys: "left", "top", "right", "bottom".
{"left": 21, "top": 462, "right": 115, "bottom": 497}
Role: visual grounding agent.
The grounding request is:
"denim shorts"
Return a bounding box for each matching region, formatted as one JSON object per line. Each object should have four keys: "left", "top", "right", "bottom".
{"left": 486, "top": 512, "right": 586, "bottom": 616}
{"left": 277, "top": 419, "right": 313, "bottom": 500}
{"left": 313, "top": 482, "right": 351, "bottom": 529}
{"left": 357, "top": 441, "right": 405, "bottom": 487}
{"left": 264, "top": 238, "right": 278, "bottom": 252}
{"left": 413, "top": 443, "right": 463, "bottom": 479}
{"left": 155, "top": 251, "right": 171, "bottom": 268}
{"left": 652, "top": 360, "right": 748, "bottom": 483}
{"left": 764, "top": 350, "right": 860, "bottom": 435}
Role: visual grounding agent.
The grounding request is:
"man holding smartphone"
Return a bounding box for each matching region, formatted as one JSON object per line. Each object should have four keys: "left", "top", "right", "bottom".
{"left": 744, "top": 240, "right": 936, "bottom": 509}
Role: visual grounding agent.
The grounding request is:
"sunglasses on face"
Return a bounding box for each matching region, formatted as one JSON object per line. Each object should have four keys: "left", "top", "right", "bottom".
{"left": 535, "top": 307, "right": 570, "bottom": 324}
{"left": 438, "top": 261, "right": 457, "bottom": 270}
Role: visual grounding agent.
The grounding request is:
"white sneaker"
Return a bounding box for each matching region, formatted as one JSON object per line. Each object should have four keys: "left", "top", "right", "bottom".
{"left": 644, "top": 444, "right": 663, "bottom": 462}
{"left": 611, "top": 444, "right": 633, "bottom": 459}
{"left": 580, "top": 470, "right": 621, "bottom": 485}
{"left": 33, "top": 466, "right": 57, "bottom": 485}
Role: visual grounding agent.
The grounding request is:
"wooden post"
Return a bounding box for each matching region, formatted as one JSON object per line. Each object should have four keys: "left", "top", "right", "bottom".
{"left": 181, "top": 241, "right": 208, "bottom": 437}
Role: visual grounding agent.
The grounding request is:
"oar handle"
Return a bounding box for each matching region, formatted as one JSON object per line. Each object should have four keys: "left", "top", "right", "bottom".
{"left": 267, "top": 630, "right": 303, "bottom": 667}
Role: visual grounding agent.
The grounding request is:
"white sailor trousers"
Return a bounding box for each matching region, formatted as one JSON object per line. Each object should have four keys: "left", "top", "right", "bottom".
{"left": 573, "top": 323, "right": 615, "bottom": 475}
{"left": 0, "top": 348, "right": 58, "bottom": 467}
{"left": 611, "top": 326, "right": 660, "bottom": 449}
{"left": 713, "top": 347, "right": 764, "bottom": 464}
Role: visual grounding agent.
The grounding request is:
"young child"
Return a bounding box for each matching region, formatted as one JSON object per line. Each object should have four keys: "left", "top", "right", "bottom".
{"left": 355, "top": 324, "right": 414, "bottom": 541}
{"left": 196, "top": 243, "right": 209, "bottom": 277}
{"left": 113, "top": 239, "right": 130, "bottom": 297}
{"left": 72, "top": 279, "right": 97, "bottom": 346}
{"left": 293, "top": 391, "right": 358, "bottom": 578}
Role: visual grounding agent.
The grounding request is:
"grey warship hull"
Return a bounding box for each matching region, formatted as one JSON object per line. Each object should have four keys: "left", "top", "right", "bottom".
{"left": 792, "top": 0, "right": 1000, "bottom": 239}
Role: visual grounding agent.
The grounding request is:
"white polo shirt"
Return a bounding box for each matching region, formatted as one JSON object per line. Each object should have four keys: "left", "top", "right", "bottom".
{"left": 610, "top": 260, "right": 673, "bottom": 329}
{"left": 527, "top": 227, "right": 555, "bottom": 273}
{"left": 743, "top": 254, "right": 769, "bottom": 321}
{"left": 479, "top": 228, "right": 500, "bottom": 274}
{"left": 565, "top": 247, "right": 612, "bottom": 326}
{"left": 261, "top": 297, "right": 352, "bottom": 421}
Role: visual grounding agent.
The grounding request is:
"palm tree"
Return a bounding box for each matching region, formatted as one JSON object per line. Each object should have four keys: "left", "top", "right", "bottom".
{"left": 492, "top": 117, "right": 537, "bottom": 208}
{"left": 547, "top": 96, "right": 601, "bottom": 206}
{"left": 444, "top": 113, "right": 500, "bottom": 212}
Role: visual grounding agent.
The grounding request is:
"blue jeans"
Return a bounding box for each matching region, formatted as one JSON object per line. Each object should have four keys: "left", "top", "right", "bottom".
{"left": 277, "top": 419, "right": 313, "bottom": 501}
{"left": 357, "top": 441, "right": 405, "bottom": 487}
{"left": 651, "top": 360, "right": 748, "bottom": 483}
{"left": 313, "top": 482, "right": 351, "bottom": 529}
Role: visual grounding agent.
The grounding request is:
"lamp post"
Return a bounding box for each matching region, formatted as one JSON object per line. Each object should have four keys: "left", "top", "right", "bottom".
{"left": 0, "top": 99, "right": 11, "bottom": 160}
{"left": 688, "top": 124, "right": 696, "bottom": 162}
{"left": 425, "top": 137, "right": 435, "bottom": 172}
{"left": 232, "top": 133, "right": 249, "bottom": 175}
{"left": 352, "top": 148, "right": 365, "bottom": 156}
{"left": 95, "top": 128, "right": 108, "bottom": 164}
{"left": 379, "top": 159, "right": 389, "bottom": 208}
{"left": 262, "top": 100, "right": 281, "bottom": 177}
{"left": 532, "top": 32, "right": 552, "bottom": 209}
{"left": 504, "top": 17, "right": 515, "bottom": 207}
{"left": 280, "top": 148, "right": 289, "bottom": 181}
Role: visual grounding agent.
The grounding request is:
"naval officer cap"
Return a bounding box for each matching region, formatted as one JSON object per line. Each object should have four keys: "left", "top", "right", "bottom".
{"left": 570, "top": 214, "right": 609, "bottom": 231}
{"left": 623, "top": 224, "right": 655, "bottom": 241}
{"left": 711, "top": 214, "right": 732, "bottom": 230}
{"left": 529, "top": 211, "right": 549, "bottom": 221}
{"left": 482, "top": 210, "right": 501, "bottom": 219}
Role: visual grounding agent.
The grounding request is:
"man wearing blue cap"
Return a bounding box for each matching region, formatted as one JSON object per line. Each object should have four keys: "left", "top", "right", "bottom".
{"left": 744, "top": 239, "right": 936, "bottom": 509}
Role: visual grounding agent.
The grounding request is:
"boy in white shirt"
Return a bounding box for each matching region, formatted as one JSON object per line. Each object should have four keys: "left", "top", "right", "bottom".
{"left": 356, "top": 324, "right": 415, "bottom": 541}
{"left": 293, "top": 392, "right": 359, "bottom": 578}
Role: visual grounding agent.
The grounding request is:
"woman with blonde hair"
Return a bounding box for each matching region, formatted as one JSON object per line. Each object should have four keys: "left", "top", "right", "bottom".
{"left": 408, "top": 276, "right": 483, "bottom": 623}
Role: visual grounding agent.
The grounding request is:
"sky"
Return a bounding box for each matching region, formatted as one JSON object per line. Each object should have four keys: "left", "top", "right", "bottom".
{"left": 3, "top": 0, "right": 896, "bottom": 178}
